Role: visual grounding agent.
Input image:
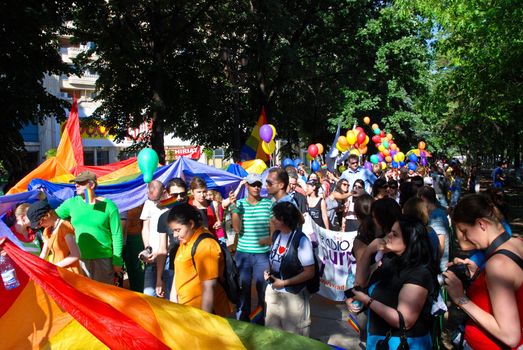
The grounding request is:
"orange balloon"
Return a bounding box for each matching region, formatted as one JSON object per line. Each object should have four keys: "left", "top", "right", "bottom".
{"left": 383, "top": 149, "right": 390, "bottom": 156}
{"left": 316, "top": 143, "right": 324, "bottom": 155}
{"left": 390, "top": 144, "right": 398, "bottom": 151}
{"left": 338, "top": 136, "right": 349, "bottom": 147}
{"left": 385, "top": 156, "right": 392, "bottom": 163}
{"left": 386, "top": 133, "right": 393, "bottom": 141}
{"left": 371, "top": 123, "right": 379, "bottom": 131}
{"left": 418, "top": 141, "right": 426, "bottom": 150}
{"left": 363, "top": 116, "right": 371, "bottom": 125}
{"left": 359, "top": 146, "right": 368, "bottom": 155}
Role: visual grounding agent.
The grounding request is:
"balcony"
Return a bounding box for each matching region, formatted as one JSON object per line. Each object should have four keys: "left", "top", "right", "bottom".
{"left": 61, "top": 71, "right": 98, "bottom": 88}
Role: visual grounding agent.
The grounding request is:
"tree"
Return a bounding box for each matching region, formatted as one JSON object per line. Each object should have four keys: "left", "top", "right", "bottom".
{"left": 0, "top": 0, "right": 71, "bottom": 182}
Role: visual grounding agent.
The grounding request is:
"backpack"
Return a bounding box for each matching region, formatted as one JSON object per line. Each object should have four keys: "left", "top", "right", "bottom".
{"left": 191, "top": 232, "right": 241, "bottom": 304}
{"left": 272, "top": 230, "right": 320, "bottom": 294}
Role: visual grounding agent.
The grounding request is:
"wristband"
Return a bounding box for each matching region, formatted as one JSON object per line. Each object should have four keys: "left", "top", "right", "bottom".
{"left": 366, "top": 297, "right": 374, "bottom": 308}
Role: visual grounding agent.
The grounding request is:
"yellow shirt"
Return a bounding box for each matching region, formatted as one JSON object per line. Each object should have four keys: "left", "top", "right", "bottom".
{"left": 174, "top": 227, "right": 232, "bottom": 316}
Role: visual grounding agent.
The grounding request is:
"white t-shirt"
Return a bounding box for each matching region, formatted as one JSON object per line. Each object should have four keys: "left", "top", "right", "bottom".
{"left": 139, "top": 199, "right": 168, "bottom": 253}
{"left": 269, "top": 231, "right": 314, "bottom": 293}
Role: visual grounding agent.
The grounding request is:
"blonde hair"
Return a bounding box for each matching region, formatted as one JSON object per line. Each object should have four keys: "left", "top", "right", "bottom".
{"left": 15, "top": 203, "right": 30, "bottom": 217}
{"left": 403, "top": 197, "right": 429, "bottom": 225}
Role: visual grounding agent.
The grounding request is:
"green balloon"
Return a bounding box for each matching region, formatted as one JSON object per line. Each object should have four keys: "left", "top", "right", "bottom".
{"left": 382, "top": 140, "right": 389, "bottom": 149}
{"left": 138, "top": 148, "right": 159, "bottom": 183}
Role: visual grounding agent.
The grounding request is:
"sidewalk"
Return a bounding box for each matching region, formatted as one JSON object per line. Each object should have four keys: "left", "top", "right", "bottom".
{"left": 309, "top": 294, "right": 362, "bottom": 349}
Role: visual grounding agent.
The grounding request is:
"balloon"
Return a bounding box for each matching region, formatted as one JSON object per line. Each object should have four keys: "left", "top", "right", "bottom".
{"left": 363, "top": 116, "right": 371, "bottom": 125}
{"left": 400, "top": 161, "right": 406, "bottom": 167}
{"left": 383, "top": 149, "right": 390, "bottom": 156}
{"left": 380, "top": 130, "right": 385, "bottom": 137}
{"left": 408, "top": 162, "right": 417, "bottom": 171}
{"left": 362, "top": 135, "right": 370, "bottom": 146}
{"left": 293, "top": 158, "right": 303, "bottom": 167}
{"left": 269, "top": 124, "right": 277, "bottom": 141}
{"left": 372, "top": 135, "right": 381, "bottom": 144}
{"left": 378, "top": 145, "right": 385, "bottom": 152}
{"left": 282, "top": 157, "right": 293, "bottom": 167}
{"left": 308, "top": 144, "right": 319, "bottom": 158}
{"left": 390, "top": 143, "right": 398, "bottom": 151}
{"left": 409, "top": 153, "right": 419, "bottom": 163}
{"left": 391, "top": 161, "right": 399, "bottom": 168}
{"left": 259, "top": 124, "right": 273, "bottom": 143}
{"left": 396, "top": 152, "right": 405, "bottom": 162}
{"left": 373, "top": 128, "right": 381, "bottom": 135}
{"left": 420, "top": 157, "right": 427, "bottom": 166}
{"left": 381, "top": 162, "right": 387, "bottom": 170}
{"left": 364, "top": 161, "right": 373, "bottom": 171}
{"left": 336, "top": 142, "right": 345, "bottom": 152}
{"left": 385, "top": 156, "right": 392, "bottom": 163}
{"left": 346, "top": 130, "right": 357, "bottom": 145}
{"left": 316, "top": 143, "right": 324, "bottom": 155}
{"left": 370, "top": 154, "right": 379, "bottom": 164}
{"left": 311, "top": 160, "right": 321, "bottom": 172}
{"left": 393, "top": 154, "right": 400, "bottom": 163}
{"left": 378, "top": 154, "right": 384, "bottom": 162}
{"left": 382, "top": 140, "right": 389, "bottom": 149}
{"left": 138, "top": 148, "right": 159, "bottom": 183}
{"left": 359, "top": 146, "right": 368, "bottom": 155}
{"left": 338, "top": 136, "right": 349, "bottom": 147}
{"left": 350, "top": 148, "right": 360, "bottom": 156}
{"left": 357, "top": 131, "right": 366, "bottom": 145}
{"left": 386, "top": 133, "right": 393, "bottom": 141}
{"left": 262, "top": 140, "right": 276, "bottom": 154}
{"left": 306, "top": 153, "right": 314, "bottom": 161}
{"left": 418, "top": 141, "right": 426, "bottom": 150}
{"left": 371, "top": 123, "right": 379, "bottom": 130}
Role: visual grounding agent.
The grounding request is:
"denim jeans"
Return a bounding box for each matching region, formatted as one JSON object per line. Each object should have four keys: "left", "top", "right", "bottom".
{"left": 235, "top": 251, "right": 270, "bottom": 323}
{"left": 143, "top": 262, "right": 174, "bottom": 300}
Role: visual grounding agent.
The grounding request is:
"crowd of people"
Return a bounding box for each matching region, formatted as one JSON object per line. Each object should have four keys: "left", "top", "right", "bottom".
{"left": 4, "top": 155, "right": 522, "bottom": 349}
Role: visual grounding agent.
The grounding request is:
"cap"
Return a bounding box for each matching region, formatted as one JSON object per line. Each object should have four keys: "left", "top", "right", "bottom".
{"left": 70, "top": 171, "right": 97, "bottom": 184}
{"left": 245, "top": 173, "right": 262, "bottom": 185}
{"left": 27, "top": 201, "right": 52, "bottom": 229}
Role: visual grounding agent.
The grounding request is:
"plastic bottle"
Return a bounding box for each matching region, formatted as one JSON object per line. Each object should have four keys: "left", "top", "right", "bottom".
{"left": 0, "top": 252, "right": 20, "bottom": 290}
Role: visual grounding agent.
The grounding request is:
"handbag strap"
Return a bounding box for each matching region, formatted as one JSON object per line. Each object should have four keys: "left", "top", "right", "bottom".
{"left": 397, "top": 310, "right": 408, "bottom": 342}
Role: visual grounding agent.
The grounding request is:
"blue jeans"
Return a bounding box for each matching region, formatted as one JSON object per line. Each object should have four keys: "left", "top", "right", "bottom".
{"left": 235, "top": 251, "right": 270, "bottom": 323}
{"left": 143, "top": 262, "right": 174, "bottom": 299}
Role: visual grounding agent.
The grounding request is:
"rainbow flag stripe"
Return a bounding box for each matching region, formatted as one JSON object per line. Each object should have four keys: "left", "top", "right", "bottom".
{"left": 84, "top": 188, "right": 95, "bottom": 204}
{"left": 347, "top": 313, "right": 360, "bottom": 334}
{"left": 0, "top": 239, "right": 332, "bottom": 350}
{"left": 249, "top": 305, "right": 264, "bottom": 323}
{"left": 157, "top": 196, "right": 179, "bottom": 209}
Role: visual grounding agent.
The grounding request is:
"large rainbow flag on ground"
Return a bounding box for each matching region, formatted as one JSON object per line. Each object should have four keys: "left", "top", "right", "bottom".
{"left": 240, "top": 107, "right": 270, "bottom": 162}
{"left": 0, "top": 239, "right": 331, "bottom": 349}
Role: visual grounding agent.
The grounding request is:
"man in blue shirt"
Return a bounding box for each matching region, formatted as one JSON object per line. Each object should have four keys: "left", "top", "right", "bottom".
{"left": 339, "top": 154, "right": 377, "bottom": 193}
{"left": 492, "top": 160, "right": 507, "bottom": 189}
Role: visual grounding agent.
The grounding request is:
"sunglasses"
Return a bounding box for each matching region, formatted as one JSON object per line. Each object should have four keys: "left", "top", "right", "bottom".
{"left": 249, "top": 182, "right": 262, "bottom": 188}
{"left": 353, "top": 185, "right": 363, "bottom": 189}
{"left": 75, "top": 180, "right": 90, "bottom": 186}
{"left": 266, "top": 180, "right": 274, "bottom": 186}
{"left": 341, "top": 183, "right": 349, "bottom": 187}
{"left": 170, "top": 192, "right": 187, "bottom": 198}
{"left": 350, "top": 162, "right": 358, "bottom": 165}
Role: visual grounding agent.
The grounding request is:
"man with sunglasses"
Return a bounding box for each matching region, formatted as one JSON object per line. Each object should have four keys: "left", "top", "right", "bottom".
{"left": 340, "top": 154, "right": 377, "bottom": 193}
{"left": 55, "top": 171, "right": 123, "bottom": 284}
{"left": 232, "top": 173, "right": 273, "bottom": 324}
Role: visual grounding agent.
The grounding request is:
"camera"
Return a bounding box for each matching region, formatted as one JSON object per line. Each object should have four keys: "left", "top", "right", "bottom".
{"left": 446, "top": 263, "right": 472, "bottom": 289}
{"left": 344, "top": 285, "right": 365, "bottom": 299}
{"left": 267, "top": 275, "right": 275, "bottom": 284}
{"left": 138, "top": 246, "right": 153, "bottom": 262}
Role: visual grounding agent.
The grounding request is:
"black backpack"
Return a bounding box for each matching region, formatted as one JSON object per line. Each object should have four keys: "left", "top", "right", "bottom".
{"left": 191, "top": 232, "right": 241, "bottom": 304}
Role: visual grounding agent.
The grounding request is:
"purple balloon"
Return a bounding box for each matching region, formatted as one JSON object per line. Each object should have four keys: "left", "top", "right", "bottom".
{"left": 364, "top": 161, "right": 373, "bottom": 171}
{"left": 390, "top": 150, "right": 397, "bottom": 157}
{"left": 378, "top": 154, "right": 384, "bottom": 162}
{"left": 259, "top": 124, "right": 273, "bottom": 143}
{"left": 420, "top": 158, "right": 427, "bottom": 166}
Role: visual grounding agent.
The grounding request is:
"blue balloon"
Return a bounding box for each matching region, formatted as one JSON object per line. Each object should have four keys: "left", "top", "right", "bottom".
{"left": 282, "top": 158, "right": 294, "bottom": 168}
{"left": 408, "top": 153, "right": 418, "bottom": 163}
{"left": 408, "top": 162, "right": 418, "bottom": 171}
{"left": 391, "top": 161, "right": 399, "bottom": 168}
{"left": 311, "top": 160, "right": 321, "bottom": 172}
{"left": 293, "top": 158, "right": 303, "bottom": 168}
{"left": 400, "top": 161, "right": 406, "bottom": 167}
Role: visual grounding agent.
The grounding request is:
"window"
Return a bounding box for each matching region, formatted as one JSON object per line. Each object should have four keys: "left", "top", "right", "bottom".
{"left": 83, "top": 149, "right": 109, "bottom": 165}
{"left": 97, "top": 150, "right": 109, "bottom": 165}
{"left": 84, "top": 150, "right": 95, "bottom": 165}
{"left": 213, "top": 149, "right": 225, "bottom": 159}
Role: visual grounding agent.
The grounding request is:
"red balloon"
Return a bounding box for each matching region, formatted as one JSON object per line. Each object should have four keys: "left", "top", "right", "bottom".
{"left": 380, "top": 130, "right": 386, "bottom": 137}
{"left": 372, "top": 135, "right": 381, "bottom": 144}
{"left": 355, "top": 126, "right": 364, "bottom": 134}
{"left": 308, "top": 144, "right": 319, "bottom": 158}
{"left": 357, "top": 132, "right": 366, "bottom": 145}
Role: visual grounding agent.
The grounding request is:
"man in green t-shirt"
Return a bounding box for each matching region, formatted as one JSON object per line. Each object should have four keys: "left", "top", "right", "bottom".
{"left": 55, "top": 171, "right": 123, "bottom": 284}
{"left": 232, "top": 173, "right": 272, "bottom": 323}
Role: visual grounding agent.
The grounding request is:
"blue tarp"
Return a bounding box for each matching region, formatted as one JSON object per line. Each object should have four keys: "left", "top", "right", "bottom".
{"left": 226, "top": 163, "right": 248, "bottom": 178}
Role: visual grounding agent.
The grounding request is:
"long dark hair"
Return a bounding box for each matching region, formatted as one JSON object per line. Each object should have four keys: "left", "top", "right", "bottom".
{"left": 371, "top": 197, "right": 402, "bottom": 236}
{"left": 355, "top": 194, "right": 375, "bottom": 244}
{"left": 452, "top": 194, "right": 503, "bottom": 225}
{"left": 393, "top": 216, "right": 439, "bottom": 276}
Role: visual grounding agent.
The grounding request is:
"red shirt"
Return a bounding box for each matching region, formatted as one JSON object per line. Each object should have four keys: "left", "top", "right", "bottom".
{"left": 465, "top": 269, "right": 523, "bottom": 349}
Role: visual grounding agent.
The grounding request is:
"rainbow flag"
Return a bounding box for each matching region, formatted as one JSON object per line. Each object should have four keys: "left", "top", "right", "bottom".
{"left": 347, "top": 313, "right": 361, "bottom": 334}
{"left": 84, "top": 188, "right": 95, "bottom": 204}
{"left": 0, "top": 239, "right": 332, "bottom": 349}
{"left": 240, "top": 107, "right": 270, "bottom": 162}
{"left": 7, "top": 97, "right": 84, "bottom": 194}
{"left": 249, "top": 305, "right": 264, "bottom": 323}
{"left": 157, "top": 195, "right": 179, "bottom": 209}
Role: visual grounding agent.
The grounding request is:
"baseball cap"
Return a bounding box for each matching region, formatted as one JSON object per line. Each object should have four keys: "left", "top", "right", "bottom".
{"left": 245, "top": 173, "right": 262, "bottom": 185}
{"left": 70, "top": 171, "right": 97, "bottom": 184}
{"left": 27, "top": 201, "right": 52, "bottom": 229}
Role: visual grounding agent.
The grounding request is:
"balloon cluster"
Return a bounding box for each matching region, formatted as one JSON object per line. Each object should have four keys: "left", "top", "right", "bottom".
{"left": 259, "top": 124, "right": 277, "bottom": 155}
{"left": 404, "top": 141, "right": 430, "bottom": 172}
{"left": 365, "top": 119, "right": 405, "bottom": 171}
{"left": 336, "top": 127, "right": 370, "bottom": 156}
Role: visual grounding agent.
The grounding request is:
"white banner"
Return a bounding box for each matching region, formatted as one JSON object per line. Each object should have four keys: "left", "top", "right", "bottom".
{"left": 302, "top": 214, "right": 357, "bottom": 301}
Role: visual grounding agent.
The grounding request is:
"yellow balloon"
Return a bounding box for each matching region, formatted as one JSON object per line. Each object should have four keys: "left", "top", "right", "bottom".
{"left": 393, "top": 154, "right": 400, "bottom": 163}
{"left": 381, "top": 162, "right": 387, "bottom": 170}
{"left": 316, "top": 143, "right": 324, "bottom": 155}
{"left": 350, "top": 148, "right": 360, "bottom": 156}
{"left": 269, "top": 124, "right": 277, "bottom": 141}
{"left": 362, "top": 135, "right": 370, "bottom": 146}
{"left": 346, "top": 130, "right": 357, "bottom": 145}
{"left": 338, "top": 136, "right": 349, "bottom": 147}
{"left": 371, "top": 123, "right": 379, "bottom": 131}
{"left": 397, "top": 152, "right": 405, "bottom": 162}
{"left": 363, "top": 116, "right": 371, "bottom": 125}
{"left": 336, "top": 142, "right": 345, "bottom": 152}
{"left": 378, "top": 145, "right": 385, "bottom": 152}
{"left": 386, "top": 133, "right": 393, "bottom": 141}
{"left": 261, "top": 140, "right": 276, "bottom": 154}
{"left": 306, "top": 153, "right": 314, "bottom": 161}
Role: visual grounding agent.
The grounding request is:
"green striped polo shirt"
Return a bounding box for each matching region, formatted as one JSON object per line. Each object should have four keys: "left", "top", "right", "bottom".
{"left": 233, "top": 198, "right": 273, "bottom": 253}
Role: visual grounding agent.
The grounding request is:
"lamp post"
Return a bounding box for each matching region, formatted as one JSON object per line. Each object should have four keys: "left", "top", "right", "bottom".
{"left": 220, "top": 48, "right": 248, "bottom": 162}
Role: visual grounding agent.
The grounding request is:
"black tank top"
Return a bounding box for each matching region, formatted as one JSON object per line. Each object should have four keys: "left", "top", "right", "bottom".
{"left": 308, "top": 198, "right": 325, "bottom": 228}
